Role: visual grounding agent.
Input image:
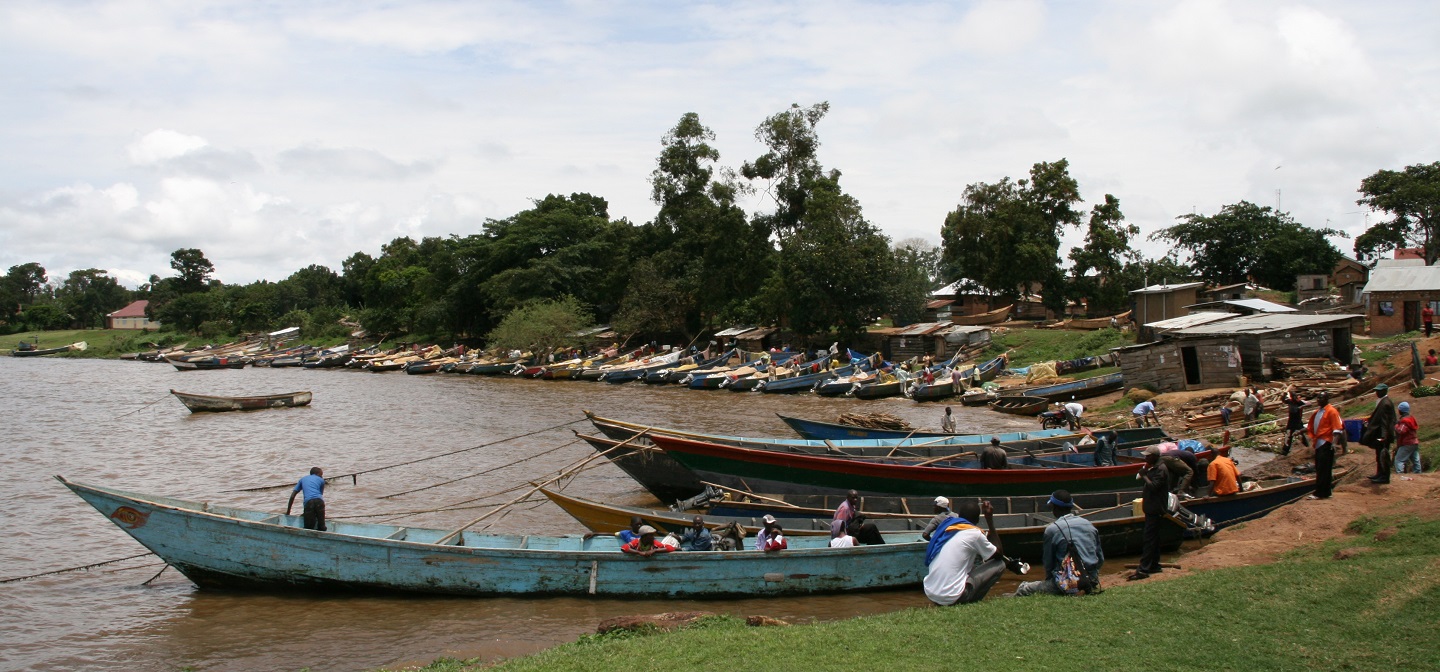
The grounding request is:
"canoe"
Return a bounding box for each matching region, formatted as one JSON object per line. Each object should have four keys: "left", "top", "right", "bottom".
{"left": 851, "top": 379, "right": 905, "bottom": 399}
{"left": 60, "top": 477, "right": 936, "bottom": 597}
{"left": 950, "top": 304, "right": 1012, "bottom": 326}
{"left": 698, "top": 473, "right": 1323, "bottom": 536}
{"left": 538, "top": 487, "right": 1193, "bottom": 563}
{"left": 989, "top": 395, "right": 1051, "bottom": 416}
{"left": 11, "top": 341, "right": 87, "bottom": 357}
{"left": 959, "top": 389, "right": 995, "bottom": 406}
{"left": 166, "top": 355, "right": 248, "bottom": 371}
{"left": 171, "top": 389, "right": 312, "bottom": 413}
{"left": 1016, "top": 372, "right": 1125, "bottom": 402}
{"left": 775, "top": 414, "right": 1076, "bottom": 443}
{"left": 600, "top": 351, "right": 686, "bottom": 384}
{"left": 650, "top": 432, "right": 1162, "bottom": 497}
{"left": 760, "top": 363, "right": 858, "bottom": 394}
{"left": 1069, "top": 310, "right": 1130, "bottom": 330}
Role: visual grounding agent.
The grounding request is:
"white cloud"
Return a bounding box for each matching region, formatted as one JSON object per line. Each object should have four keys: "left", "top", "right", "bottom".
{"left": 127, "top": 130, "right": 209, "bottom": 166}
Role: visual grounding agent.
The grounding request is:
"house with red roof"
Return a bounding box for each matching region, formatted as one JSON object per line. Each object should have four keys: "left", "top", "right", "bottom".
{"left": 106, "top": 300, "right": 160, "bottom": 330}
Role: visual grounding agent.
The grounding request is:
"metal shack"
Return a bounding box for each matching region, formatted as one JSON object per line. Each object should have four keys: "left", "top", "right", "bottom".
{"left": 1114, "top": 313, "right": 1362, "bottom": 392}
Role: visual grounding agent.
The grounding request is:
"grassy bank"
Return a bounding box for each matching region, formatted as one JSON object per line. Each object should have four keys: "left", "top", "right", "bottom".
{"left": 402, "top": 510, "right": 1438, "bottom": 672}
{"left": 988, "top": 327, "right": 1133, "bottom": 367}
{"left": 4, "top": 328, "right": 353, "bottom": 359}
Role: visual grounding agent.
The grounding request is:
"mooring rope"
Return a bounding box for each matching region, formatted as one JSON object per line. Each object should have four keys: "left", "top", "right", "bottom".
{"left": 114, "top": 394, "right": 172, "bottom": 419}
{"left": 378, "top": 438, "right": 584, "bottom": 499}
{"left": 0, "top": 552, "right": 155, "bottom": 584}
{"left": 225, "top": 416, "right": 590, "bottom": 492}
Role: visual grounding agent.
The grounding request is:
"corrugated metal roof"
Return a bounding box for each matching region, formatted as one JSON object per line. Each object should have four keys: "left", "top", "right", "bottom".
{"left": 714, "top": 325, "right": 756, "bottom": 337}
{"left": 1184, "top": 299, "right": 1297, "bottom": 313}
{"left": 1170, "top": 312, "right": 1362, "bottom": 336}
{"left": 736, "top": 327, "right": 778, "bottom": 339}
{"left": 926, "top": 299, "right": 955, "bottom": 309}
{"left": 1143, "top": 312, "right": 1237, "bottom": 330}
{"left": 1130, "top": 281, "right": 1205, "bottom": 294}
{"left": 1374, "top": 258, "right": 1425, "bottom": 268}
{"left": 943, "top": 325, "right": 993, "bottom": 335}
{"left": 896, "top": 322, "right": 951, "bottom": 336}
{"left": 1361, "top": 265, "right": 1440, "bottom": 293}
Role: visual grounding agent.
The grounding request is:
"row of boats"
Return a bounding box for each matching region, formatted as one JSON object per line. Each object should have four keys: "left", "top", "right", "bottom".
{"left": 65, "top": 409, "right": 1322, "bottom": 599}
{"left": 140, "top": 336, "right": 1125, "bottom": 412}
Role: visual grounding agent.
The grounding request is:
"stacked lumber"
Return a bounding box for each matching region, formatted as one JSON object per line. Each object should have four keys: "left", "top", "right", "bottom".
{"left": 1273, "top": 357, "right": 1348, "bottom": 380}
{"left": 836, "top": 412, "right": 912, "bottom": 431}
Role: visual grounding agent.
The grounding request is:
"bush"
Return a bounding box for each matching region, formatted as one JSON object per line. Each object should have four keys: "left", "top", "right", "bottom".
{"left": 1126, "top": 388, "right": 1156, "bottom": 403}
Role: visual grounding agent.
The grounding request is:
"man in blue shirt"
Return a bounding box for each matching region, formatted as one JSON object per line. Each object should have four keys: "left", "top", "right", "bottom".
{"left": 286, "top": 467, "right": 327, "bottom": 531}
{"left": 1014, "top": 490, "right": 1103, "bottom": 596}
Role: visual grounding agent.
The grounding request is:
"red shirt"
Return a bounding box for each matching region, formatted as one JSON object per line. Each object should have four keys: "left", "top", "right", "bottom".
{"left": 1396, "top": 416, "right": 1419, "bottom": 446}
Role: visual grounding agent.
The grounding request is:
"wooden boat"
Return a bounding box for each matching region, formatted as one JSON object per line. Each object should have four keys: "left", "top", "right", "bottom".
{"left": 1069, "top": 310, "right": 1130, "bottom": 330}
{"left": 950, "top": 304, "right": 1012, "bottom": 326}
{"left": 166, "top": 354, "right": 248, "bottom": 371}
{"left": 599, "top": 351, "right": 685, "bottom": 384}
{"left": 61, "top": 477, "right": 935, "bottom": 598}
{"left": 538, "top": 487, "right": 1193, "bottom": 563}
{"left": 851, "top": 378, "right": 905, "bottom": 399}
{"left": 11, "top": 341, "right": 87, "bottom": 357}
{"left": 960, "top": 389, "right": 995, "bottom": 406}
{"left": 760, "top": 362, "right": 858, "bottom": 394}
{"left": 1015, "top": 372, "right": 1125, "bottom": 402}
{"left": 648, "top": 433, "right": 1151, "bottom": 497}
{"left": 698, "top": 473, "right": 1324, "bottom": 536}
{"left": 776, "top": 414, "right": 1075, "bottom": 443}
{"left": 170, "top": 389, "right": 312, "bottom": 413}
{"left": 989, "top": 395, "right": 1051, "bottom": 416}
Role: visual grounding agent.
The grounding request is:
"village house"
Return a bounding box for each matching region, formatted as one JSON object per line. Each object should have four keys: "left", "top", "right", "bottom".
{"left": 864, "top": 323, "right": 992, "bottom": 362}
{"left": 1185, "top": 298, "right": 1297, "bottom": 316}
{"left": 1130, "top": 282, "right": 1203, "bottom": 328}
{"left": 1114, "top": 313, "right": 1363, "bottom": 393}
{"left": 105, "top": 300, "right": 160, "bottom": 330}
{"left": 1361, "top": 262, "right": 1440, "bottom": 336}
{"left": 1296, "top": 257, "right": 1369, "bottom": 305}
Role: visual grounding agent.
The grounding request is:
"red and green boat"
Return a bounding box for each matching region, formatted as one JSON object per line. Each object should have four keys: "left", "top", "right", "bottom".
{"left": 649, "top": 433, "right": 1156, "bottom": 498}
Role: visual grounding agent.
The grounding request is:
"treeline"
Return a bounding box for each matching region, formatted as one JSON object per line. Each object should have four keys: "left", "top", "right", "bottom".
{"left": 4, "top": 102, "right": 1437, "bottom": 345}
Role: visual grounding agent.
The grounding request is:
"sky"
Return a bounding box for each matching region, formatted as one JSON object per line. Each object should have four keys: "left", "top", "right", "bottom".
{"left": 2, "top": 0, "right": 1438, "bottom": 288}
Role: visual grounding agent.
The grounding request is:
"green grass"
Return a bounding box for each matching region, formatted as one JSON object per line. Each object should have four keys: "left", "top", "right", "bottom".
{"left": 391, "top": 512, "right": 1440, "bottom": 672}
{"left": 5, "top": 328, "right": 354, "bottom": 358}
{"left": 989, "top": 327, "right": 1134, "bottom": 367}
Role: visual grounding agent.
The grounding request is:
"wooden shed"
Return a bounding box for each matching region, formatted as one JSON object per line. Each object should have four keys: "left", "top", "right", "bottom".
{"left": 1360, "top": 263, "right": 1440, "bottom": 337}
{"left": 1130, "top": 282, "right": 1203, "bottom": 327}
{"left": 1116, "top": 313, "right": 1362, "bottom": 392}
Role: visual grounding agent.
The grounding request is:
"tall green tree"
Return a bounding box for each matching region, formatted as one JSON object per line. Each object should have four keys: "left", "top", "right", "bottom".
{"left": 1068, "top": 194, "right": 1140, "bottom": 313}
{"left": 1, "top": 262, "right": 48, "bottom": 328}
{"left": 1152, "top": 201, "right": 1342, "bottom": 290}
{"left": 485, "top": 296, "right": 594, "bottom": 356}
{"left": 1354, "top": 161, "right": 1440, "bottom": 264}
{"left": 741, "top": 103, "right": 829, "bottom": 238}
{"left": 940, "top": 159, "right": 1083, "bottom": 312}
{"left": 170, "top": 248, "right": 215, "bottom": 293}
{"left": 55, "top": 269, "right": 129, "bottom": 328}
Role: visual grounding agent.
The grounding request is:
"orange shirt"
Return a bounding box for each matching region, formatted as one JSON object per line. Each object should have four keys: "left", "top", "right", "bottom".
{"left": 1307, "top": 404, "right": 1344, "bottom": 446}
{"left": 1208, "top": 455, "right": 1240, "bottom": 496}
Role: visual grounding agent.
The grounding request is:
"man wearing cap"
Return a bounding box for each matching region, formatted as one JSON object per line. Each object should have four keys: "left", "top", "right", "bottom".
{"left": 921, "top": 496, "right": 955, "bottom": 541}
{"left": 923, "top": 498, "right": 1006, "bottom": 605}
{"left": 1207, "top": 443, "right": 1241, "bottom": 496}
{"left": 620, "top": 525, "right": 673, "bottom": 557}
{"left": 1361, "top": 383, "right": 1397, "bottom": 484}
{"left": 1306, "top": 392, "right": 1345, "bottom": 500}
{"left": 1015, "top": 490, "right": 1103, "bottom": 596}
{"left": 1130, "top": 446, "right": 1170, "bottom": 580}
{"left": 755, "top": 515, "right": 787, "bottom": 551}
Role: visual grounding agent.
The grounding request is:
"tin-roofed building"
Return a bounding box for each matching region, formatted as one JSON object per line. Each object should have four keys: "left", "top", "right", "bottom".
{"left": 1130, "top": 282, "right": 1204, "bottom": 327}
{"left": 1360, "top": 264, "right": 1440, "bottom": 336}
{"left": 105, "top": 300, "right": 159, "bottom": 330}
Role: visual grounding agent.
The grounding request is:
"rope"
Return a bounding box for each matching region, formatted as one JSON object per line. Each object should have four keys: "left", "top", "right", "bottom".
{"left": 378, "top": 438, "right": 583, "bottom": 499}
{"left": 115, "top": 394, "right": 171, "bottom": 419}
{"left": 1, "top": 552, "right": 155, "bottom": 584}
{"left": 224, "top": 417, "right": 589, "bottom": 492}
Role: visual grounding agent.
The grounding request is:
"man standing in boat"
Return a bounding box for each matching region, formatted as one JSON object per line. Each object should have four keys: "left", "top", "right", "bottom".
{"left": 285, "top": 467, "right": 327, "bottom": 531}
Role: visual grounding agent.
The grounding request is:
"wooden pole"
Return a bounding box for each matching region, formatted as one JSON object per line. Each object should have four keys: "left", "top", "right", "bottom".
{"left": 699, "top": 481, "right": 802, "bottom": 508}
{"left": 435, "top": 429, "right": 650, "bottom": 545}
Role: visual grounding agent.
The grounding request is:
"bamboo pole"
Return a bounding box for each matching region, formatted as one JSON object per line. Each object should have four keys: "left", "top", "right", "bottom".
{"left": 699, "top": 481, "right": 802, "bottom": 508}
{"left": 435, "top": 430, "right": 650, "bottom": 546}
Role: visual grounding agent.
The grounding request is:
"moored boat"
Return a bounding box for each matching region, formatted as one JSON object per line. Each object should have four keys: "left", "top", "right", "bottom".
{"left": 11, "top": 341, "right": 87, "bottom": 357}
{"left": 170, "top": 389, "right": 313, "bottom": 413}
{"left": 61, "top": 477, "right": 934, "bottom": 598}
{"left": 1015, "top": 372, "right": 1125, "bottom": 402}
{"left": 989, "top": 395, "right": 1051, "bottom": 416}
{"left": 950, "top": 304, "right": 1012, "bottom": 326}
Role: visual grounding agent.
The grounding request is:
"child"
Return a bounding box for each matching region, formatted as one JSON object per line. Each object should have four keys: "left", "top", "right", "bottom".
{"left": 1394, "top": 402, "right": 1422, "bottom": 475}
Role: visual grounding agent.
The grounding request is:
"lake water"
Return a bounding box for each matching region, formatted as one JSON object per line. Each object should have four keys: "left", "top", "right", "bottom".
{"left": 0, "top": 356, "right": 1055, "bottom": 671}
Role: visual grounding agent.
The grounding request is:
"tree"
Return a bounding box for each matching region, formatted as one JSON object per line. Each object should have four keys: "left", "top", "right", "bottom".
{"left": 56, "top": 269, "right": 129, "bottom": 328}
{"left": 1152, "top": 201, "right": 1342, "bottom": 290}
{"left": 0, "top": 262, "right": 48, "bottom": 327}
{"left": 151, "top": 292, "right": 216, "bottom": 333}
{"left": 940, "top": 159, "right": 1083, "bottom": 311}
{"left": 741, "top": 102, "right": 829, "bottom": 238}
{"left": 1354, "top": 161, "right": 1440, "bottom": 264}
{"left": 886, "top": 240, "right": 939, "bottom": 326}
{"left": 485, "top": 296, "right": 594, "bottom": 356}
{"left": 170, "top": 248, "right": 215, "bottom": 293}
{"left": 1068, "top": 194, "right": 1140, "bottom": 313}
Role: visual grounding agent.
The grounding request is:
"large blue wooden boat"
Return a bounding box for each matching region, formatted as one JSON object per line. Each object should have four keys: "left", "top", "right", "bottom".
{"left": 1018, "top": 372, "right": 1125, "bottom": 402}
{"left": 60, "top": 477, "right": 931, "bottom": 597}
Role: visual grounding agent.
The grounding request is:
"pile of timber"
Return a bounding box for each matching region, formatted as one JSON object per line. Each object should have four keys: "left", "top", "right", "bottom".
{"left": 1181, "top": 378, "right": 1364, "bottom": 431}
{"left": 1273, "top": 357, "right": 1348, "bottom": 380}
{"left": 837, "top": 412, "right": 912, "bottom": 431}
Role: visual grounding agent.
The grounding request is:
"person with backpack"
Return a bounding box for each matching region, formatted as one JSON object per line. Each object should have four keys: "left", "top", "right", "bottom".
{"left": 1014, "top": 490, "right": 1104, "bottom": 596}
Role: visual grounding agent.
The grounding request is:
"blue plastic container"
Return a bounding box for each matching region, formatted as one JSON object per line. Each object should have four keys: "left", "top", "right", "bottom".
{"left": 1344, "top": 419, "right": 1365, "bottom": 443}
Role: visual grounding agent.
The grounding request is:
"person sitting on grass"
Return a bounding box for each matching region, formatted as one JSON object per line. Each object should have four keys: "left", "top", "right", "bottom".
{"left": 923, "top": 498, "right": 1006, "bottom": 606}
{"left": 1014, "top": 490, "right": 1103, "bottom": 597}
{"left": 620, "top": 525, "right": 672, "bottom": 557}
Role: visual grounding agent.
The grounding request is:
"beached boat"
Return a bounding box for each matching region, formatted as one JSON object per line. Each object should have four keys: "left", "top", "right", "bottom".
{"left": 959, "top": 389, "right": 995, "bottom": 406}
{"left": 760, "top": 362, "right": 858, "bottom": 393}
{"left": 599, "top": 351, "right": 685, "bottom": 384}
{"left": 950, "top": 304, "right": 1012, "bottom": 326}
{"left": 170, "top": 389, "right": 313, "bottom": 413}
{"left": 1069, "top": 310, "right": 1130, "bottom": 330}
{"left": 649, "top": 433, "right": 1151, "bottom": 497}
{"left": 60, "top": 477, "right": 934, "bottom": 597}
{"left": 538, "top": 487, "right": 1193, "bottom": 562}
{"left": 989, "top": 395, "right": 1051, "bottom": 416}
{"left": 775, "top": 414, "right": 1076, "bottom": 443}
{"left": 1017, "top": 372, "right": 1125, "bottom": 402}
{"left": 851, "top": 378, "right": 906, "bottom": 399}
{"left": 11, "top": 341, "right": 87, "bottom": 357}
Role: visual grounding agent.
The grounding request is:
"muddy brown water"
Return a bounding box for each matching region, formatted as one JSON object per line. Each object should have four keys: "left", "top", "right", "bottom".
{"left": 0, "top": 357, "right": 1264, "bottom": 671}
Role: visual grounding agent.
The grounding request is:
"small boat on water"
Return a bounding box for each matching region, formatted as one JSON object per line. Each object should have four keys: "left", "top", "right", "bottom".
{"left": 11, "top": 341, "right": 87, "bottom": 357}
{"left": 989, "top": 395, "right": 1051, "bottom": 416}
{"left": 61, "top": 477, "right": 934, "bottom": 597}
{"left": 171, "top": 389, "right": 313, "bottom": 413}
{"left": 166, "top": 354, "right": 249, "bottom": 371}
{"left": 774, "top": 414, "right": 1170, "bottom": 450}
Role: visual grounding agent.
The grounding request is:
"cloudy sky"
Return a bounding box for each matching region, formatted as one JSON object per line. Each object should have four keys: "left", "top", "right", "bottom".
{"left": 2, "top": 0, "right": 1437, "bottom": 288}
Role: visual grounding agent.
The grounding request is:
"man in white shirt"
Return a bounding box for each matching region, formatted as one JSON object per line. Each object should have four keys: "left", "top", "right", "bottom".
{"left": 923, "top": 499, "right": 1006, "bottom": 605}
